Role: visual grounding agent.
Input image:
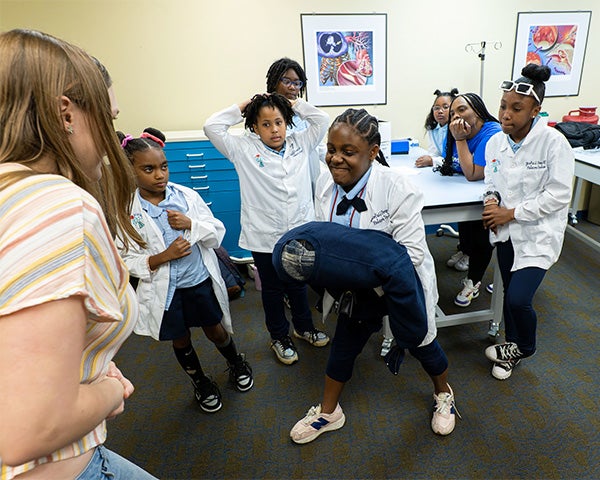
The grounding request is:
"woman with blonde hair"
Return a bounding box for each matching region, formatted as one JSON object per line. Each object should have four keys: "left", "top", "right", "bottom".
{"left": 0, "top": 29, "right": 155, "bottom": 479}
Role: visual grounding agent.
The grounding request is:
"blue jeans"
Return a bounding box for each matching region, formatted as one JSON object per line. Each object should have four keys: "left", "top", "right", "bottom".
{"left": 496, "top": 240, "right": 546, "bottom": 355}
{"left": 76, "top": 445, "right": 157, "bottom": 480}
{"left": 252, "top": 251, "right": 314, "bottom": 339}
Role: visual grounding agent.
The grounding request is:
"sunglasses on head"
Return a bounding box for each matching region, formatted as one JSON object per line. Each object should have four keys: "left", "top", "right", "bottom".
{"left": 500, "top": 80, "right": 541, "bottom": 104}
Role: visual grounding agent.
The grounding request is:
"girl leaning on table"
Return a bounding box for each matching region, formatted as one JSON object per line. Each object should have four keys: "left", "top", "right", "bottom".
{"left": 436, "top": 93, "right": 502, "bottom": 316}
{"left": 415, "top": 88, "right": 459, "bottom": 168}
{"left": 482, "top": 63, "right": 574, "bottom": 380}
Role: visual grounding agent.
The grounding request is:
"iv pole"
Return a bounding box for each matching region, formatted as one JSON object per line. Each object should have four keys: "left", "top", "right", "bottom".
{"left": 465, "top": 41, "right": 502, "bottom": 98}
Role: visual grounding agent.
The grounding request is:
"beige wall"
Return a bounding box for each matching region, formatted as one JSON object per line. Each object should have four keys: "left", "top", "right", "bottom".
{"left": 0, "top": 0, "right": 598, "bottom": 144}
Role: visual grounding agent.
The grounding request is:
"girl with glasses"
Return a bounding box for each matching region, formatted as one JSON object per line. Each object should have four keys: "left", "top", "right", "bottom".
{"left": 482, "top": 63, "right": 574, "bottom": 380}
{"left": 415, "top": 88, "right": 459, "bottom": 168}
{"left": 266, "top": 58, "right": 324, "bottom": 195}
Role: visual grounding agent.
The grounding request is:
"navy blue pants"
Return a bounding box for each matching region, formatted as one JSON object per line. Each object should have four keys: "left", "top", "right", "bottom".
{"left": 496, "top": 240, "right": 546, "bottom": 356}
{"left": 459, "top": 220, "right": 494, "bottom": 284}
{"left": 252, "top": 251, "right": 314, "bottom": 340}
{"left": 273, "top": 222, "right": 446, "bottom": 382}
{"left": 325, "top": 293, "right": 447, "bottom": 382}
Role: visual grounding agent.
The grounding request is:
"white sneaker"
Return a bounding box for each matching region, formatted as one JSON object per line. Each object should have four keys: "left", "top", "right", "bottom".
{"left": 454, "top": 278, "right": 480, "bottom": 307}
{"left": 293, "top": 329, "right": 330, "bottom": 347}
{"left": 431, "top": 384, "right": 460, "bottom": 435}
{"left": 491, "top": 359, "right": 521, "bottom": 380}
{"left": 454, "top": 254, "right": 469, "bottom": 272}
{"left": 270, "top": 336, "right": 298, "bottom": 365}
{"left": 290, "top": 403, "right": 346, "bottom": 444}
{"left": 446, "top": 251, "right": 464, "bottom": 268}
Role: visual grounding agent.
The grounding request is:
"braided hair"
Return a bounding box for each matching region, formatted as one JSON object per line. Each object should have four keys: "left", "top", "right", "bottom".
{"left": 424, "top": 88, "right": 459, "bottom": 130}
{"left": 266, "top": 57, "right": 307, "bottom": 97}
{"left": 242, "top": 93, "right": 295, "bottom": 132}
{"left": 437, "top": 93, "right": 499, "bottom": 176}
{"left": 330, "top": 108, "right": 389, "bottom": 167}
{"left": 117, "top": 127, "right": 166, "bottom": 161}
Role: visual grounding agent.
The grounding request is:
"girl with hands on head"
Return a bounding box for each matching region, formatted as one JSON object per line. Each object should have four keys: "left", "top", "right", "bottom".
{"left": 204, "top": 92, "right": 330, "bottom": 366}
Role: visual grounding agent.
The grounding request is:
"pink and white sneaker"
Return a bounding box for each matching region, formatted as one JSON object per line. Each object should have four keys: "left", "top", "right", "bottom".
{"left": 290, "top": 403, "right": 346, "bottom": 444}
{"left": 431, "top": 384, "right": 460, "bottom": 435}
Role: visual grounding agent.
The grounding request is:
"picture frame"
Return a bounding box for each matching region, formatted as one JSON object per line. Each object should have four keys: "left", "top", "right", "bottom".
{"left": 512, "top": 11, "right": 592, "bottom": 97}
{"left": 300, "top": 13, "right": 387, "bottom": 106}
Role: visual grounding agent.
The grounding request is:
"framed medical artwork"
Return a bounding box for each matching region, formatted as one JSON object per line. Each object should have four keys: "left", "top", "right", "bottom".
{"left": 300, "top": 13, "right": 387, "bottom": 106}
{"left": 512, "top": 11, "right": 592, "bottom": 97}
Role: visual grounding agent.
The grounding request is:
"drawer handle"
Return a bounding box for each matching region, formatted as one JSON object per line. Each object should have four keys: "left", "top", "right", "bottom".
{"left": 193, "top": 186, "right": 210, "bottom": 191}
{"left": 186, "top": 153, "right": 204, "bottom": 158}
{"left": 188, "top": 164, "right": 206, "bottom": 169}
{"left": 190, "top": 175, "right": 208, "bottom": 180}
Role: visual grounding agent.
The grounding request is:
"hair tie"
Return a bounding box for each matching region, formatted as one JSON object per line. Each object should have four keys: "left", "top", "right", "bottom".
{"left": 120, "top": 134, "right": 133, "bottom": 148}
{"left": 140, "top": 132, "right": 165, "bottom": 148}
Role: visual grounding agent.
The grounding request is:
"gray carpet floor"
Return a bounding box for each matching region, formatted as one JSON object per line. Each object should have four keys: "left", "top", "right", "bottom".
{"left": 108, "top": 220, "right": 600, "bottom": 480}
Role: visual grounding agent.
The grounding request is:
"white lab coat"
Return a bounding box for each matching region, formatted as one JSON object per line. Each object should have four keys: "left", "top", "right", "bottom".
{"left": 484, "top": 119, "right": 574, "bottom": 271}
{"left": 203, "top": 99, "right": 329, "bottom": 253}
{"left": 314, "top": 162, "right": 439, "bottom": 346}
{"left": 117, "top": 184, "right": 232, "bottom": 340}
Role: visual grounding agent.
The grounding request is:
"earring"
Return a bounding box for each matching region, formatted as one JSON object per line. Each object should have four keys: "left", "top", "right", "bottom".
{"left": 66, "top": 125, "right": 74, "bottom": 134}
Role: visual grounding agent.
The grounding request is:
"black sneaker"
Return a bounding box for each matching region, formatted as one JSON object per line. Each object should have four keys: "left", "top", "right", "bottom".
{"left": 227, "top": 354, "right": 254, "bottom": 392}
{"left": 194, "top": 377, "right": 222, "bottom": 413}
{"left": 491, "top": 359, "right": 521, "bottom": 380}
{"left": 485, "top": 342, "right": 529, "bottom": 363}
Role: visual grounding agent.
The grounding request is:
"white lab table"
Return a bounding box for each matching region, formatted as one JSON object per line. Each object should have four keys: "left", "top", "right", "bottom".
{"left": 388, "top": 149, "right": 503, "bottom": 329}
{"left": 568, "top": 148, "right": 600, "bottom": 252}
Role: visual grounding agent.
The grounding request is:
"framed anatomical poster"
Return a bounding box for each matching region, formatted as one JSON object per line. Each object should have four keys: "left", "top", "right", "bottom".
{"left": 301, "top": 13, "right": 387, "bottom": 106}
{"left": 512, "top": 11, "right": 591, "bottom": 97}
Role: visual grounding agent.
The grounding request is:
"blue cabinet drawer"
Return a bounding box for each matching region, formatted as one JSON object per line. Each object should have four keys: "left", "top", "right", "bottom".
{"left": 166, "top": 157, "right": 233, "bottom": 173}
{"left": 215, "top": 210, "right": 250, "bottom": 259}
{"left": 168, "top": 167, "right": 238, "bottom": 182}
{"left": 195, "top": 189, "right": 240, "bottom": 213}
{"left": 163, "top": 135, "right": 247, "bottom": 259}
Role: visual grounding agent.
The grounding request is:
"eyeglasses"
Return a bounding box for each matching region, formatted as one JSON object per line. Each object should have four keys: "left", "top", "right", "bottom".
{"left": 432, "top": 105, "right": 450, "bottom": 112}
{"left": 280, "top": 77, "right": 304, "bottom": 89}
{"left": 500, "top": 80, "right": 541, "bottom": 104}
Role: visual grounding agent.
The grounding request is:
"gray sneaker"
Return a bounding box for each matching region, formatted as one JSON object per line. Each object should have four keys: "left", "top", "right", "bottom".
{"left": 271, "top": 336, "right": 298, "bottom": 365}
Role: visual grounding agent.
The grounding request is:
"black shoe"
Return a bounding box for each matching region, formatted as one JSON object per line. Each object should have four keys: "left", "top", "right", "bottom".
{"left": 194, "top": 377, "right": 222, "bottom": 413}
{"left": 227, "top": 354, "right": 254, "bottom": 392}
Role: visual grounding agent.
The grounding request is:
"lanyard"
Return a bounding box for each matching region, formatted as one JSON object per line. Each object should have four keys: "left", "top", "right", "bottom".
{"left": 329, "top": 185, "right": 366, "bottom": 228}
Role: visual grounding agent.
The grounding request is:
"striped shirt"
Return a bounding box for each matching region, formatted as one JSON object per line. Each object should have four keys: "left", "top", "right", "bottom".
{"left": 0, "top": 164, "right": 138, "bottom": 480}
